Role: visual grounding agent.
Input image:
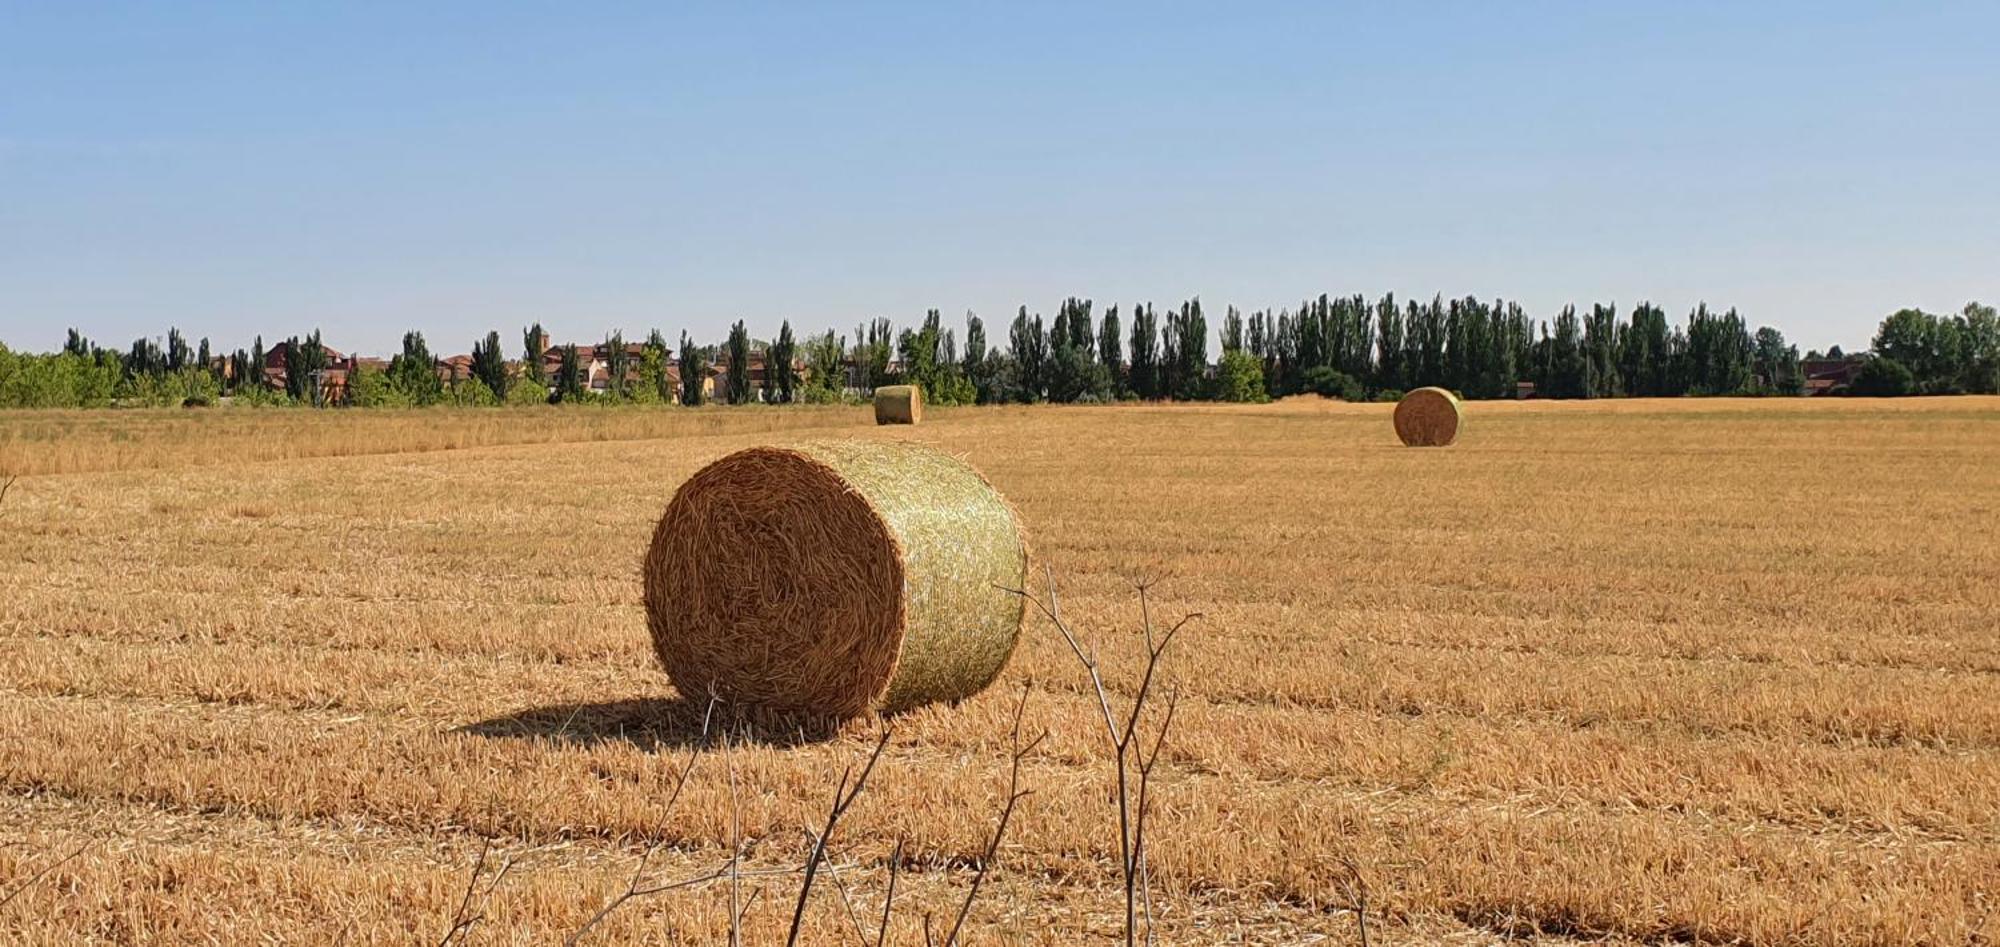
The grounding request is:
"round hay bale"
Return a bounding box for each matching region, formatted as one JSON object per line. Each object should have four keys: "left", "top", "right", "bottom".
{"left": 1393, "top": 387, "right": 1463, "bottom": 447}
{"left": 873, "top": 385, "right": 922, "bottom": 425}
{"left": 642, "top": 439, "right": 1026, "bottom": 718}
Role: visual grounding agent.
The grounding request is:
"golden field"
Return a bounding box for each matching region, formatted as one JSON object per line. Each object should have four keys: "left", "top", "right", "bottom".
{"left": 1, "top": 397, "right": 1996, "bottom": 945}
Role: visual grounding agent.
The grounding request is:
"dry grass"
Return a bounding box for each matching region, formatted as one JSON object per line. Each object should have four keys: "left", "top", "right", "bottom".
{"left": 2, "top": 397, "right": 1997, "bottom": 944}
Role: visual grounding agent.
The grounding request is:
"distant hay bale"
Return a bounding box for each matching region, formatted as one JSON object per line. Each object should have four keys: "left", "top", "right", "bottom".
{"left": 1393, "top": 387, "right": 1463, "bottom": 447}
{"left": 873, "top": 385, "right": 922, "bottom": 425}
{"left": 642, "top": 439, "right": 1026, "bottom": 718}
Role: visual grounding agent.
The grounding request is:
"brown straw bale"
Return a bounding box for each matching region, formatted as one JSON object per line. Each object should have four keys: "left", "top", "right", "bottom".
{"left": 873, "top": 385, "right": 922, "bottom": 425}
{"left": 1393, "top": 387, "right": 1463, "bottom": 447}
{"left": 642, "top": 439, "right": 1026, "bottom": 718}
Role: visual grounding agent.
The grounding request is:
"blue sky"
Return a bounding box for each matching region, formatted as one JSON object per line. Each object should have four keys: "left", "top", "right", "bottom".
{"left": 2, "top": 2, "right": 1994, "bottom": 356}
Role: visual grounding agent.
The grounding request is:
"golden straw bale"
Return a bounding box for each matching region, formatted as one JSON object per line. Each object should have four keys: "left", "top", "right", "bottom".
{"left": 873, "top": 385, "right": 922, "bottom": 425}
{"left": 642, "top": 439, "right": 1025, "bottom": 718}
{"left": 1393, "top": 387, "right": 1463, "bottom": 447}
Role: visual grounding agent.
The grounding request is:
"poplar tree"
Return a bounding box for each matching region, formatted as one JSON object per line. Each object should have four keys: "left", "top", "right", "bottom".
{"left": 522, "top": 323, "right": 547, "bottom": 385}
{"left": 725, "top": 320, "right": 751, "bottom": 404}
{"left": 471, "top": 330, "right": 509, "bottom": 400}
{"left": 678, "top": 331, "right": 706, "bottom": 406}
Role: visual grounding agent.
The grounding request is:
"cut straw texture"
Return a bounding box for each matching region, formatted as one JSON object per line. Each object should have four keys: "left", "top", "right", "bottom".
{"left": 873, "top": 385, "right": 922, "bottom": 425}
{"left": 1393, "top": 387, "right": 1463, "bottom": 447}
{"left": 642, "top": 439, "right": 1026, "bottom": 718}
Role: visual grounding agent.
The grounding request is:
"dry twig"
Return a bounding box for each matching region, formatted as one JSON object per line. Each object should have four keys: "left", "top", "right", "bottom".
{"left": 0, "top": 842, "right": 90, "bottom": 910}
{"left": 437, "top": 838, "right": 516, "bottom": 947}
{"left": 1003, "top": 569, "right": 1196, "bottom": 947}
{"left": 875, "top": 837, "right": 904, "bottom": 947}
{"left": 939, "top": 682, "right": 1045, "bottom": 947}
{"left": 787, "top": 727, "right": 892, "bottom": 947}
{"left": 566, "top": 697, "right": 722, "bottom": 946}
{"left": 1335, "top": 857, "right": 1371, "bottom": 947}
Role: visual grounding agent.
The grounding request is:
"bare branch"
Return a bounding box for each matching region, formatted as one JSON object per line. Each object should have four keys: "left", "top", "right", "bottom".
{"left": 875, "top": 837, "right": 904, "bottom": 947}
{"left": 438, "top": 839, "right": 489, "bottom": 947}
{"left": 1002, "top": 568, "right": 1120, "bottom": 747}
{"left": 1014, "top": 572, "right": 1196, "bottom": 947}
{"left": 565, "top": 695, "right": 722, "bottom": 947}
{"left": 0, "top": 476, "right": 16, "bottom": 514}
{"left": 1336, "top": 857, "right": 1371, "bottom": 947}
{"left": 805, "top": 831, "right": 872, "bottom": 947}
{"left": 437, "top": 839, "right": 516, "bottom": 947}
{"left": 0, "top": 842, "right": 89, "bottom": 910}
{"left": 787, "top": 728, "right": 892, "bottom": 947}
{"left": 727, "top": 725, "right": 744, "bottom": 947}
{"left": 1132, "top": 690, "right": 1179, "bottom": 947}
{"left": 941, "top": 683, "right": 1042, "bottom": 947}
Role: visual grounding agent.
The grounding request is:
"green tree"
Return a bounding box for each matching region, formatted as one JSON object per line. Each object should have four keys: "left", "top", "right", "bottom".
{"left": 725, "top": 320, "right": 751, "bottom": 404}
{"left": 167, "top": 328, "right": 189, "bottom": 373}
{"left": 387, "top": 332, "right": 443, "bottom": 405}
{"left": 283, "top": 331, "right": 330, "bottom": 404}
{"left": 802, "top": 329, "right": 847, "bottom": 402}
{"left": 1585, "top": 303, "right": 1620, "bottom": 397}
{"left": 1097, "top": 305, "right": 1123, "bottom": 394}
{"left": 522, "top": 323, "right": 547, "bottom": 386}
{"left": 1127, "top": 304, "right": 1160, "bottom": 399}
{"left": 348, "top": 364, "right": 406, "bottom": 407}
{"left": 1752, "top": 326, "right": 1803, "bottom": 395}
{"left": 1302, "top": 365, "right": 1362, "bottom": 401}
{"left": 1960, "top": 301, "right": 1999, "bottom": 394}
{"left": 1850, "top": 357, "right": 1914, "bottom": 396}
{"left": 1374, "top": 294, "right": 1404, "bottom": 394}
{"left": 471, "top": 330, "right": 509, "bottom": 400}
{"left": 248, "top": 337, "right": 266, "bottom": 391}
{"left": 1214, "top": 349, "right": 1268, "bottom": 403}
{"left": 1162, "top": 298, "right": 1208, "bottom": 400}
{"left": 1543, "top": 306, "right": 1589, "bottom": 399}
{"left": 1008, "top": 307, "right": 1049, "bottom": 403}
{"left": 677, "top": 331, "right": 707, "bottom": 406}
{"left": 770, "top": 320, "right": 798, "bottom": 403}
{"left": 642, "top": 329, "right": 674, "bottom": 402}
{"left": 553, "top": 343, "right": 587, "bottom": 403}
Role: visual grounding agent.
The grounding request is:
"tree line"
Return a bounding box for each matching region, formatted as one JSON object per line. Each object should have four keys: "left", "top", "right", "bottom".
{"left": 2, "top": 295, "right": 1993, "bottom": 409}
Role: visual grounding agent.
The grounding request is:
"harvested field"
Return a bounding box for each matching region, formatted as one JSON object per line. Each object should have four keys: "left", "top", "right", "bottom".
{"left": 2, "top": 397, "right": 1997, "bottom": 944}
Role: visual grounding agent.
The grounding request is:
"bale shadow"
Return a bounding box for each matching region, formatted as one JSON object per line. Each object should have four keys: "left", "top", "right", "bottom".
{"left": 459, "top": 696, "right": 850, "bottom": 751}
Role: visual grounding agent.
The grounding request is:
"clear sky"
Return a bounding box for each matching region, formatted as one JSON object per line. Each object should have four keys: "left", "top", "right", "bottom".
{"left": 2, "top": 2, "right": 1994, "bottom": 356}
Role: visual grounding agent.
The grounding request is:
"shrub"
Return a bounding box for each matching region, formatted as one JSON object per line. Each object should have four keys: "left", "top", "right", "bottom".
{"left": 505, "top": 377, "right": 552, "bottom": 406}
{"left": 1850, "top": 357, "right": 1915, "bottom": 397}
{"left": 1302, "top": 366, "right": 1363, "bottom": 402}
{"left": 1214, "top": 350, "right": 1269, "bottom": 403}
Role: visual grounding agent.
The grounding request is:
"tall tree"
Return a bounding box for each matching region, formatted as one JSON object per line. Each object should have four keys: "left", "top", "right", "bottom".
{"left": 553, "top": 343, "right": 586, "bottom": 402}
{"left": 389, "top": 331, "right": 443, "bottom": 405}
{"left": 1374, "top": 294, "right": 1403, "bottom": 393}
{"left": 1097, "top": 305, "right": 1123, "bottom": 392}
{"left": 248, "top": 336, "right": 266, "bottom": 390}
{"left": 471, "top": 330, "right": 509, "bottom": 400}
{"left": 603, "top": 332, "right": 631, "bottom": 399}
{"left": 643, "top": 329, "right": 674, "bottom": 402}
{"left": 770, "top": 320, "right": 798, "bottom": 403}
{"left": 1960, "top": 301, "right": 2000, "bottom": 394}
{"left": 1007, "top": 306, "right": 1049, "bottom": 403}
{"left": 1127, "top": 304, "right": 1160, "bottom": 399}
{"left": 1545, "top": 306, "right": 1589, "bottom": 399}
{"left": 1163, "top": 298, "right": 1208, "bottom": 400}
{"left": 677, "top": 331, "right": 706, "bottom": 406}
{"left": 725, "top": 320, "right": 751, "bottom": 404}
{"left": 283, "top": 331, "right": 330, "bottom": 404}
{"left": 522, "top": 323, "right": 547, "bottom": 386}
